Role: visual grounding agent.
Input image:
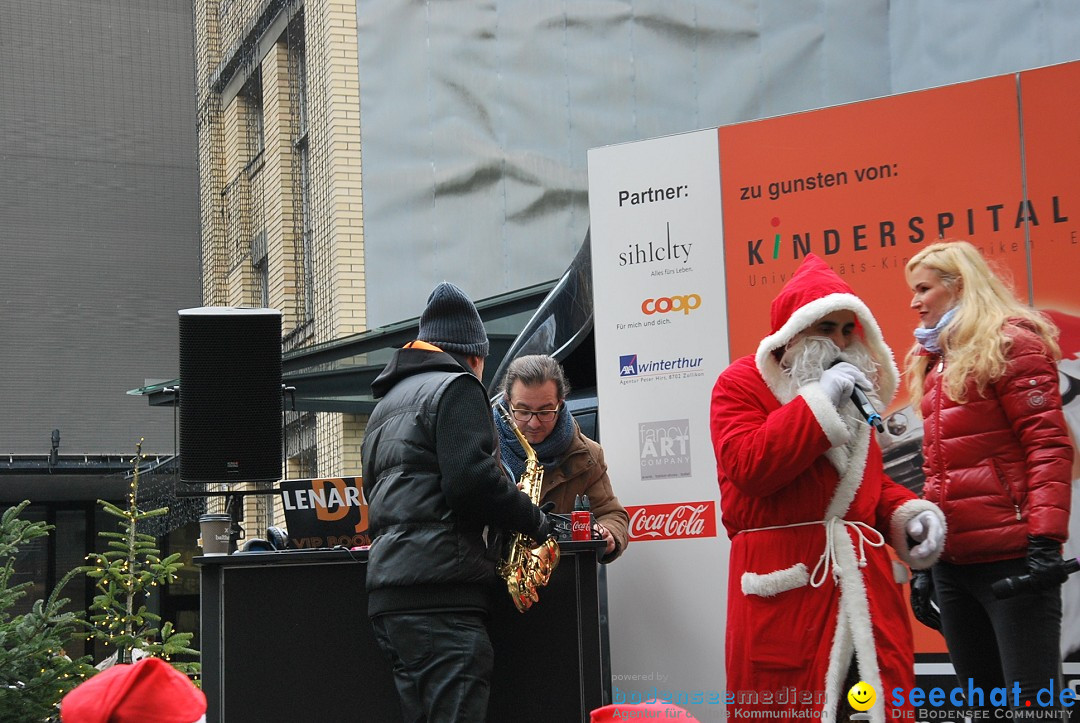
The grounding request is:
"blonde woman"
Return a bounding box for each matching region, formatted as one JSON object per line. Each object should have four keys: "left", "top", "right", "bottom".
{"left": 904, "top": 240, "right": 1073, "bottom": 711}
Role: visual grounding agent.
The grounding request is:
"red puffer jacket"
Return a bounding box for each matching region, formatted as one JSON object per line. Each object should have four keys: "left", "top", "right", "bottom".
{"left": 920, "top": 322, "right": 1073, "bottom": 565}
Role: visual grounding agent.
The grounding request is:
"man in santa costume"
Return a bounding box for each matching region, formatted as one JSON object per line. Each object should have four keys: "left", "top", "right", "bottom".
{"left": 710, "top": 254, "right": 946, "bottom": 723}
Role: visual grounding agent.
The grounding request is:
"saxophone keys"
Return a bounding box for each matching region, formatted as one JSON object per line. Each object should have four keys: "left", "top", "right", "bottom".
{"left": 508, "top": 580, "right": 528, "bottom": 612}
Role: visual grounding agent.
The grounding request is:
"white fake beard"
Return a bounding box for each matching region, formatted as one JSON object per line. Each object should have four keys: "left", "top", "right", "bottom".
{"left": 780, "top": 336, "right": 884, "bottom": 431}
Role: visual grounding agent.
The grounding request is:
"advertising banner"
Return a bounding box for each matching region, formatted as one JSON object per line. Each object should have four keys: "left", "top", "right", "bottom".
{"left": 1020, "top": 61, "right": 1080, "bottom": 312}
{"left": 1019, "top": 61, "right": 1080, "bottom": 685}
{"left": 588, "top": 128, "right": 730, "bottom": 717}
{"left": 589, "top": 61, "right": 1080, "bottom": 721}
{"left": 718, "top": 73, "right": 1027, "bottom": 368}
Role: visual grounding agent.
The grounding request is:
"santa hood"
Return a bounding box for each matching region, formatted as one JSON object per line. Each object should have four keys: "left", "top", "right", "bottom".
{"left": 60, "top": 656, "right": 206, "bottom": 723}
{"left": 755, "top": 254, "right": 899, "bottom": 406}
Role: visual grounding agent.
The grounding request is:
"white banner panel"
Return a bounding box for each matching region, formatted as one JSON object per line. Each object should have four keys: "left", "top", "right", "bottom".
{"left": 588, "top": 129, "right": 730, "bottom": 721}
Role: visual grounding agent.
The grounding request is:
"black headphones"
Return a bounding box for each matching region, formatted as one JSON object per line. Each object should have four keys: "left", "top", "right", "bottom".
{"left": 239, "top": 526, "right": 291, "bottom": 552}
{"left": 266, "top": 525, "right": 289, "bottom": 550}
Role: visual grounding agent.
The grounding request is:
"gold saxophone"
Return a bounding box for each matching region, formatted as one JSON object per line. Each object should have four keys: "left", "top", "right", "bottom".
{"left": 496, "top": 404, "right": 560, "bottom": 613}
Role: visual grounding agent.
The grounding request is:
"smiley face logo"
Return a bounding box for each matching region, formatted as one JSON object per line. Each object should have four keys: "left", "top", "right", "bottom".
{"left": 847, "top": 681, "right": 876, "bottom": 712}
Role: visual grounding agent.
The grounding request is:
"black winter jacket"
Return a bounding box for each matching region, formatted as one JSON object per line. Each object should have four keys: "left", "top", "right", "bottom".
{"left": 362, "top": 345, "right": 544, "bottom": 616}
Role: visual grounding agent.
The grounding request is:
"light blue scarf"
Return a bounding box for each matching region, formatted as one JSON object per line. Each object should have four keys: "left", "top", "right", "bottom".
{"left": 914, "top": 306, "right": 958, "bottom": 354}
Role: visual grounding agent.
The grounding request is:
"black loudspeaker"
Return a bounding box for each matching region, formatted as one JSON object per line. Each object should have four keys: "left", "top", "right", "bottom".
{"left": 179, "top": 307, "right": 283, "bottom": 483}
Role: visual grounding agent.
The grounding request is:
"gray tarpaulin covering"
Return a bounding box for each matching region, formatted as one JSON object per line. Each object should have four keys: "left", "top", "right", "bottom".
{"left": 355, "top": 0, "right": 1080, "bottom": 326}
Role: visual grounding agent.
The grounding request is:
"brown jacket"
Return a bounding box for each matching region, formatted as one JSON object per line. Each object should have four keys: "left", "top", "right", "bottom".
{"left": 538, "top": 422, "right": 629, "bottom": 562}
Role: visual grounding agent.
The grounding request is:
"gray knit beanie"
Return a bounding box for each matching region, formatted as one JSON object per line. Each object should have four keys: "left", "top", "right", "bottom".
{"left": 417, "top": 282, "right": 490, "bottom": 357}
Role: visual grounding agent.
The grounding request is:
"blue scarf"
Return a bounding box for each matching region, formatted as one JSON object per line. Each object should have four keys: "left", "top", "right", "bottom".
{"left": 914, "top": 306, "right": 958, "bottom": 354}
{"left": 493, "top": 396, "right": 576, "bottom": 480}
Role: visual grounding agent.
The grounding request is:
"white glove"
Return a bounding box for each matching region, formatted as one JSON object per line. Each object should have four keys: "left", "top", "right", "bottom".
{"left": 818, "top": 362, "right": 871, "bottom": 409}
{"left": 906, "top": 510, "right": 944, "bottom": 561}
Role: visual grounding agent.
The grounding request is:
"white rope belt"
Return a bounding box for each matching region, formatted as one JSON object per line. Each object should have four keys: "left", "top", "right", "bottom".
{"left": 736, "top": 517, "right": 886, "bottom": 588}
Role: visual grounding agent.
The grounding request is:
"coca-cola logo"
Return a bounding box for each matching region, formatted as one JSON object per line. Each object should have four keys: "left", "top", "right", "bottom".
{"left": 626, "top": 501, "right": 717, "bottom": 541}
{"left": 572, "top": 520, "right": 590, "bottom": 531}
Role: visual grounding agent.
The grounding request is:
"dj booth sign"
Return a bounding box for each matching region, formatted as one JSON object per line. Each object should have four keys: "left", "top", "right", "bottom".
{"left": 197, "top": 541, "right": 610, "bottom": 722}
{"left": 278, "top": 476, "right": 370, "bottom": 549}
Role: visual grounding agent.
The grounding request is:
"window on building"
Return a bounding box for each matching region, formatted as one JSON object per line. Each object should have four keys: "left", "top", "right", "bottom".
{"left": 242, "top": 73, "right": 265, "bottom": 169}
{"left": 286, "top": 411, "right": 317, "bottom": 479}
{"left": 288, "top": 16, "right": 314, "bottom": 325}
{"left": 299, "top": 144, "right": 314, "bottom": 322}
{"left": 252, "top": 229, "right": 269, "bottom": 307}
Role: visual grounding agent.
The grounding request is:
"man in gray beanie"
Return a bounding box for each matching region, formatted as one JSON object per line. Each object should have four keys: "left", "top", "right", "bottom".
{"left": 362, "top": 282, "right": 554, "bottom": 723}
{"left": 415, "top": 280, "right": 491, "bottom": 357}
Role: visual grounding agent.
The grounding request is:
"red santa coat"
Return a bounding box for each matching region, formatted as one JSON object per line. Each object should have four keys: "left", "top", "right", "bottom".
{"left": 710, "top": 255, "right": 945, "bottom": 723}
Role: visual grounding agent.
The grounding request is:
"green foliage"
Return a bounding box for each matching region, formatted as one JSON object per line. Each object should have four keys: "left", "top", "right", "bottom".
{"left": 0, "top": 501, "right": 96, "bottom": 722}
{"left": 76, "top": 441, "right": 200, "bottom": 677}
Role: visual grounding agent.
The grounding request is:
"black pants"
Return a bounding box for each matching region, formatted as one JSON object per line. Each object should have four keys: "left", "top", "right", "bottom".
{"left": 370, "top": 611, "right": 494, "bottom": 723}
{"left": 933, "top": 559, "right": 1065, "bottom": 713}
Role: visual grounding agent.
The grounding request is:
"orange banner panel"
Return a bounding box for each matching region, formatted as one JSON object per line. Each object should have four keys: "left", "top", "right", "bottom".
{"left": 1019, "top": 62, "right": 1080, "bottom": 317}
{"left": 718, "top": 74, "right": 1032, "bottom": 410}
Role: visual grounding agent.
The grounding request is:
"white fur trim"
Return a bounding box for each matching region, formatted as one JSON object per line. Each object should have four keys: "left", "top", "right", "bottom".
{"left": 755, "top": 292, "right": 900, "bottom": 407}
{"left": 824, "top": 524, "right": 887, "bottom": 723}
{"left": 890, "top": 499, "right": 947, "bottom": 570}
{"left": 741, "top": 563, "right": 810, "bottom": 597}
{"left": 823, "top": 426, "right": 870, "bottom": 520}
{"left": 822, "top": 608, "right": 853, "bottom": 722}
{"left": 799, "top": 383, "right": 852, "bottom": 449}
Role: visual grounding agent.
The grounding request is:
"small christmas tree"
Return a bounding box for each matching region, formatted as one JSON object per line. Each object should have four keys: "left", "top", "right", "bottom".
{"left": 78, "top": 440, "right": 199, "bottom": 676}
{"left": 0, "top": 501, "right": 96, "bottom": 722}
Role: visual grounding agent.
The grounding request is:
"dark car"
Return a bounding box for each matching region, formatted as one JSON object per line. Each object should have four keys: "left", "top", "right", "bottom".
{"left": 878, "top": 404, "right": 926, "bottom": 494}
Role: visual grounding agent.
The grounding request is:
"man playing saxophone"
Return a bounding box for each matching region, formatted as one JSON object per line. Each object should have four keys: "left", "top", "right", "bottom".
{"left": 362, "top": 282, "right": 555, "bottom": 723}
{"left": 492, "top": 354, "right": 629, "bottom": 562}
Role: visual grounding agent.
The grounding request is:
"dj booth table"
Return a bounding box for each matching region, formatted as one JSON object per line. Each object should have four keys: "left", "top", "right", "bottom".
{"left": 198, "top": 541, "right": 610, "bottom": 722}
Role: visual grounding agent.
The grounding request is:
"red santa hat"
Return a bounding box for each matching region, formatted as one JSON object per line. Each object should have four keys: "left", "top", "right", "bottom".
{"left": 591, "top": 701, "right": 699, "bottom": 721}
{"left": 754, "top": 253, "right": 898, "bottom": 406}
{"left": 61, "top": 656, "right": 206, "bottom": 723}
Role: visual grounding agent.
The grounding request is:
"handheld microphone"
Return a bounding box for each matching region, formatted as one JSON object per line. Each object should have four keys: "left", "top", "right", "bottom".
{"left": 829, "top": 360, "right": 885, "bottom": 433}
{"left": 991, "top": 557, "right": 1080, "bottom": 599}
{"left": 851, "top": 386, "right": 885, "bottom": 433}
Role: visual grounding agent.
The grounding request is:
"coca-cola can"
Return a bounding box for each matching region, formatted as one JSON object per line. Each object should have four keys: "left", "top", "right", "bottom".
{"left": 571, "top": 511, "right": 592, "bottom": 541}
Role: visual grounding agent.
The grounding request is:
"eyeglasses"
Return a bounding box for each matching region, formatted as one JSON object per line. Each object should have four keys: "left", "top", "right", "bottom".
{"left": 509, "top": 405, "right": 561, "bottom": 423}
